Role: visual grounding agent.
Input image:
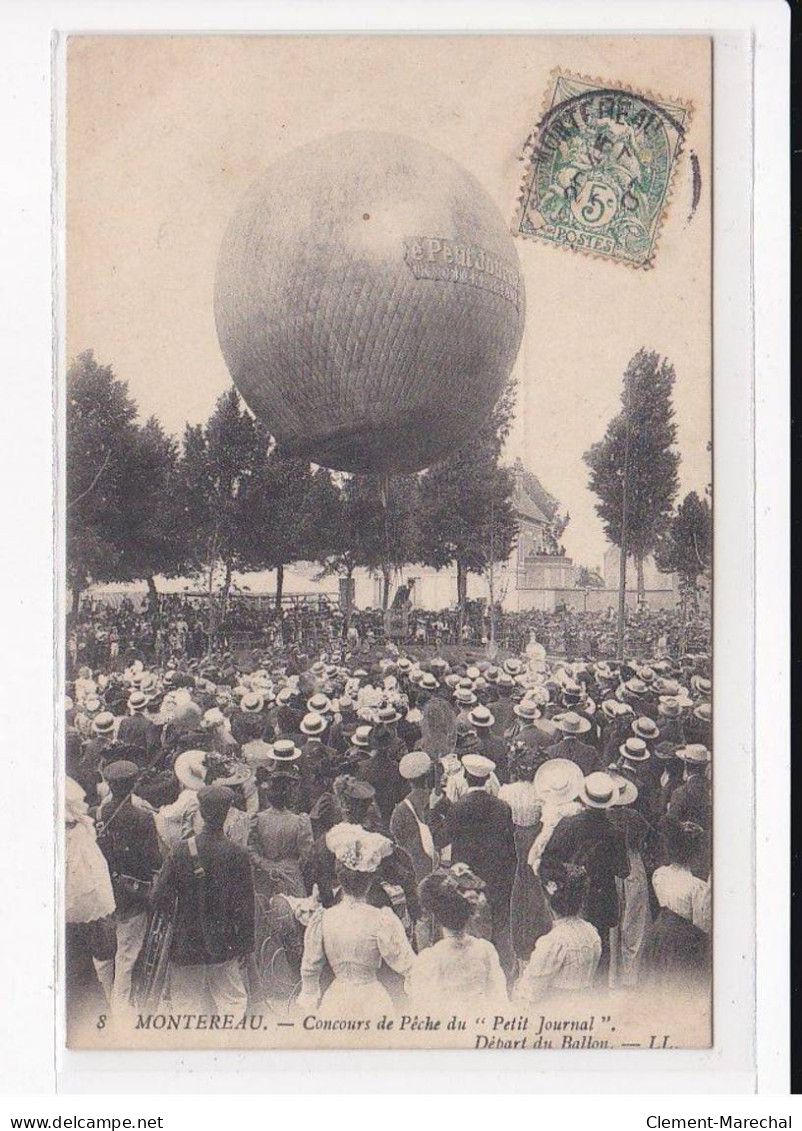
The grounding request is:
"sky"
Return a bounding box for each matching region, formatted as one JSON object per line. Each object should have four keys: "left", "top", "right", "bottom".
{"left": 67, "top": 34, "right": 711, "bottom": 573}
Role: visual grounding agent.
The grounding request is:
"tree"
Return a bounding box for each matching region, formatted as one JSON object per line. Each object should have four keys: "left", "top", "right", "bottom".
{"left": 177, "top": 388, "right": 260, "bottom": 639}
{"left": 584, "top": 349, "right": 680, "bottom": 610}
{"left": 115, "top": 417, "right": 191, "bottom": 609}
{"left": 238, "top": 435, "right": 339, "bottom": 609}
{"left": 418, "top": 379, "right": 519, "bottom": 632}
{"left": 66, "top": 351, "right": 139, "bottom": 613}
{"left": 654, "top": 490, "right": 712, "bottom": 613}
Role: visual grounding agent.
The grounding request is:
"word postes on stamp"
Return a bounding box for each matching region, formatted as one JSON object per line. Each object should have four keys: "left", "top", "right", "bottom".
{"left": 515, "top": 72, "right": 692, "bottom": 268}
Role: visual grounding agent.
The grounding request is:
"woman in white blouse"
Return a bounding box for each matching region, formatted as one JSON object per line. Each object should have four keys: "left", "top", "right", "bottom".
{"left": 514, "top": 862, "right": 601, "bottom": 1004}
{"left": 407, "top": 866, "right": 508, "bottom": 1012}
{"left": 641, "top": 816, "right": 711, "bottom": 991}
{"left": 297, "top": 823, "right": 416, "bottom": 1017}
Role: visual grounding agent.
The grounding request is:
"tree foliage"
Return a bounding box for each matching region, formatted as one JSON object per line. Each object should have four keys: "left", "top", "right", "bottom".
{"left": 418, "top": 379, "right": 519, "bottom": 613}
{"left": 654, "top": 490, "right": 712, "bottom": 593}
{"left": 583, "top": 349, "right": 680, "bottom": 595}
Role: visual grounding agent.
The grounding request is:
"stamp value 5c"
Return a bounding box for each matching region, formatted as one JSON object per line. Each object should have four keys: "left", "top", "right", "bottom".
{"left": 515, "top": 72, "right": 692, "bottom": 269}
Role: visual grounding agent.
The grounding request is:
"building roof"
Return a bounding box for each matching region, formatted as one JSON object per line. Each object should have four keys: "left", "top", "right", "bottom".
{"left": 510, "top": 458, "right": 556, "bottom": 525}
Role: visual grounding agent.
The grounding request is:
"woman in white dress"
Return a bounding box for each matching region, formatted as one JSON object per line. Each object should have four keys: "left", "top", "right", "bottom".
{"left": 297, "top": 823, "right": 416, "bottom": 1017}
{"left": 407, "top": 866, "right": 508, "bottom": 1012}
{"left": 515, "top": 862, "right": 601, "bottom": 1005}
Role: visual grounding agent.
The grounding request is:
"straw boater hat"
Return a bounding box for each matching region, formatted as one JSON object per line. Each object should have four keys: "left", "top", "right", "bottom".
{"left": 128, "top": 690, "right": 148, "bottom": 713}
{"left": 399, "top": 751, "right": 432, "bottom": 780}
{"left": 300, "top": 712, "right": 328, "bottom": 737}
{"left": 691, "top": 676, "right": 712, "bottom": 697}
{"left": 503, "top": 659, "right": 522, "bottom": 676}
{"left": 579, "top": 771, "right": 618, "bottom": 809}
{"left": 618, "top": 737, "right": 650, "bottom": 762}
{"left": 601, "top": 699, "right": 627, "bottom": 721}
{"left": 632, "top": 716, "right": 660, "bottom": 742}
{"left": 83, "top": 695, "right": 102, "bottom": 715}
{"left": 240, "top": 691, "right": 265, "bottom": 714}
{"left": 513, "top": 700, "right": 540, "bottom": 721}
{"left": 418, "top": 672, "right": 439, "bottom": 692}
{"left": 554, "top": 711, "right": 592, "bottom": 736}
{"left": 485, "top": 666, "right": 500, "bottom": 684}
{"left": 676, "top": 743, "right": 711, "bottom": 765}
{"left": 609, "top": 771, "right": 639, "bottom": 807}
{"left": 534, "top": 758, "right": 583, "bottom": 805}
{"left": 306, "top": 692, "right": 332, "bottom": 715}
{"left": 174, "top": 749, "right": 208, "bottom": 791}
{"left": 658, "top": 696, "right": 683, "bottom": 718}
{"left": 375, "top": 704, "right": 401, "bottom": 725}
{"left": 351, "top": 725, "right": 373, "bottom": 749}
{"left": 454, "top": 688, "right": 478, "bottom": 707}
{"left": 92, "top": 711, "right": 116, "bottom": 737}
{"left": 269, "top": 739, "right": 302, "bottom": 764}
{"left": 468, "top": 705, "right": 495, "bottom": 730}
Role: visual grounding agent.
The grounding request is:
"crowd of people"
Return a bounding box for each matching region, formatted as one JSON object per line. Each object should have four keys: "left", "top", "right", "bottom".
{"left": 69, "top": 593, "right": 710, "bottom": 675}
{"left": 65, "top": 625, "right": 712, "bottom": 1037}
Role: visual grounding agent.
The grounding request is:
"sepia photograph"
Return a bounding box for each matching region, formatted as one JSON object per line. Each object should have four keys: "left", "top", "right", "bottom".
{"left": 62, "top": 33, "right": 713, "bottom": 1052}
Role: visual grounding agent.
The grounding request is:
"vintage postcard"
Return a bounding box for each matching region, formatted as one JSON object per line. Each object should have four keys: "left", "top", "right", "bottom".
{"left": 62, "top": 34, "right": 712, "bottom": 1051}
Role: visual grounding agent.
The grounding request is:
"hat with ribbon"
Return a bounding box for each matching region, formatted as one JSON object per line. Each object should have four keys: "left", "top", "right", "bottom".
{"left": 468, "top": 705, "right": 495, "bottom": 730}
{"left": 618, "top": 737, "right": 650, "bottom": 762}
{"left": 554, "top": 711, "right": 592, "bottom": 736}
{"left": 300, "top": 712, "right": 328, "bottom": 737}
{"left": 632, "top": 716, "right": 660, "bottom": 742}
{"left": 579, "top": 771, "right": 618, "bottom": 809}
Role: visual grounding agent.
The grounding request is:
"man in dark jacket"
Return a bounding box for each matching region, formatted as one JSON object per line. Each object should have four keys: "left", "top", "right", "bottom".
{"left": 94, "top": 759, "right": 163, "bottom": 1017}
{"left": 116, "top": 692, "right": 160, "bottom": 763}
{"left": 543, "top": 712, "right": 605, "bottom": 776}
{"left": 445, "top": 754, "right": 517, "bottom": 978}
{"left": 541, "top": 770, "right": 631, "bottom": 977}
{"left": 152, "top": 785, "right": 254, "bottom": 1018}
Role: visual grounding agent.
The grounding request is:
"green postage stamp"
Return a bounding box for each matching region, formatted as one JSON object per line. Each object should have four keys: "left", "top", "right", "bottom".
{"left": 515, "top": 72, "right": 692, "bottom": 268}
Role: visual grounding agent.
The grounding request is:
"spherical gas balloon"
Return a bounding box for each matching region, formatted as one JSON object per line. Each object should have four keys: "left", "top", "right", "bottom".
{"left": 214, "top": 132, "right": 526, "bottom": 475}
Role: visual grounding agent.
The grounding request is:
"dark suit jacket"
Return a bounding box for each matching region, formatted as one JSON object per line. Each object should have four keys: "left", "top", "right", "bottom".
{"left": 488, "top": 698, "right": 515, "bottom": 740}
{"left": 543, "top": 737, "right": 604, "bottom": 776}
{"left": 153, "top": 830, "right": 255, "bottom": 966}
{"left": 542, "top": 808, "right": 630, "bottom": 930}
{"left": 358, "top": 753, "right": 408, "bottom": 823}
{"left": 116, "top": 714, "right": 159, "bottom": 760}
{"left": 96, "top": 798, "right": 162, "bottom": 914}
{"left": 445, "top": 789, "right": 516, "bottom": 908}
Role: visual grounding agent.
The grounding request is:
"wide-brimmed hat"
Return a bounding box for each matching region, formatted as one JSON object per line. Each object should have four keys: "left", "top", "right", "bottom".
{"left": 609, "top": 771, "right": 639, "bottom": 807}
{"left": 693, "top": 702, "right": 712, "bottom": 724}
{"left": 468, "top": 705, "right": 495, "bottom": 729}
{"left": 676, "top": 743, "right": 711, "bottom": 765}
{"left": 454, "top": 688, "right": 478, "bottom": 707}
{"left": 174, "top": 749, "right": 207, "bottom": 791}
{"left": 503, "top": 659, "right": 522, "bottom": 675}
{"left": 619, "top": 737, "right": 650, "bottom": 762}
{"left": 534, "top": 758, "right": 583, "bottom": 804}
{"left": 375, "top": 704, "right": 401, "bottom": 725}
{"left": 623, "top": 678, "right": 648, "bottom": 697}
{"left": 213, "top": 761, "right": 252, "bottom": 788}
{"left": 300, "top": 712, "right": 327, "bottom": 737}
{"left": 690, "top": 676, "right": 712, "bottom": 696}
{"left": 601, "top": 699, "right": 626, "bottom": 721}
{"left": 579, "top": 771, "right": 618, "bottom": 809}
{"left": 554, "top": 711, "right": 592, "bottom": 736}
{"left": 632, "top": 716, "right": 660, "bottom": 742}
{"left": 240, "top": 691, "right": 265, "bottom": 714}
{"left": 418, "top": 672, "right": 439, "bottom": 692}
{"left": 513, "top": 700, "right": 540, "bottom": 721}
{"left": 636, "top": 666, "right": 656, "bottom": 684}
{"left": 270, "top": 739, "right": 302, "bottom": 763}
{"left": 658, "top": 696, "right": 682, "bottom": 718}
